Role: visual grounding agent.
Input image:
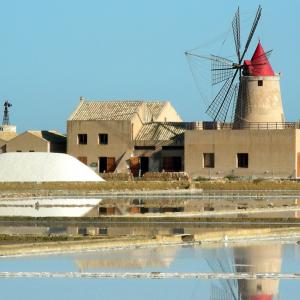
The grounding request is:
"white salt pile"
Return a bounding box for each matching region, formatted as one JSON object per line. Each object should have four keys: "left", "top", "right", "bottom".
{"left": 0, "top": 152, "right": 104, "bottom": 182}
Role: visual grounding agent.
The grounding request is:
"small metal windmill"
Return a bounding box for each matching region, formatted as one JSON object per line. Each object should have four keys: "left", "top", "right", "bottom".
{"left": 185, "top": 6, "right": 272, "bottom": 123}
{"left": 2, "top": 100, "right": 12, "bottom": 125}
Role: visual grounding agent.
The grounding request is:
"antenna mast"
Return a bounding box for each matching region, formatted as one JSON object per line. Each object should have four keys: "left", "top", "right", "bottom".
{"left": 2, "top": 101, "right": 12, "bottom": 125}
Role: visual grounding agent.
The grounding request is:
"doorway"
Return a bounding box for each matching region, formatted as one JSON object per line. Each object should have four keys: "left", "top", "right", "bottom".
{"left": 162, "top": 156, "right": 182, "bottom": 172}
{"left": 140, "top": 157, "right": 149, "bottom": 175}
{"left": 99, "top": 157, "right": 116, "bottom": 173}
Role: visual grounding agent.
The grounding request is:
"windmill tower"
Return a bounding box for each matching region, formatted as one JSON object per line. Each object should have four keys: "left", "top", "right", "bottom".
{"left": 234, "top": 245, "right": 282, "bottom": 300}
{"left": 207, "top": 244, "right": 282, "bottom": 300}
{"left": 186, "top": 6, "right": 285, "bottom": 128}
{"left": 0, "top": 100, "right": 16, "bottom": 133}
{"left": 234, "top": 41, "right": 284, "bottom": 128}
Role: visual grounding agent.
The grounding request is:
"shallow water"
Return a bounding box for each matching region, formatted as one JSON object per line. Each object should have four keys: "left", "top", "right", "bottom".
{"left": 0, "top": 240, "right": 300, "bottom": 299}
{"left": 1, "top": 194, "right": 300, "bottom": 299}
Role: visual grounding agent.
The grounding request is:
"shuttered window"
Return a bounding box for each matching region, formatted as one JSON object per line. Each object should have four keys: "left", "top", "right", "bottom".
{"left": 203, "top": 153, "right": 215, "bottom": 168}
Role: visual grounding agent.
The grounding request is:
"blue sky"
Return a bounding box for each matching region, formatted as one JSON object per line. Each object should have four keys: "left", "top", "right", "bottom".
{"left": 0, "top": 0, "right": 299, "bottom": 133}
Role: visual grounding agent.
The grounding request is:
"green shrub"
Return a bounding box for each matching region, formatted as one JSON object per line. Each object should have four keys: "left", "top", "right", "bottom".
{"left": 193, "top": 176, "right": 210, "bottom": 182}
{"left": 224, "top": 174, "right": 238, "bottom": 181}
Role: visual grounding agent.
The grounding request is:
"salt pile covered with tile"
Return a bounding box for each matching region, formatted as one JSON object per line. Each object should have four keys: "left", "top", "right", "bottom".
{"left": 0, "top": 152, "right": 104, "bottom": 182}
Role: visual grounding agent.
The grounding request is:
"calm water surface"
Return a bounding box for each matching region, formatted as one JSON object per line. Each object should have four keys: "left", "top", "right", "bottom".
{"left": 0, "top": 240, "right": 300, "bottom": 299}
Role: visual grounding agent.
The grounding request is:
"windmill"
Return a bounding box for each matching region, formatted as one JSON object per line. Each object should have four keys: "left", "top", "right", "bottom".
{"left": 2, "top": 100, "right": 12, "bottom": 126}
{"left": 186, "top": 6, "right": 285, "bottom": 128}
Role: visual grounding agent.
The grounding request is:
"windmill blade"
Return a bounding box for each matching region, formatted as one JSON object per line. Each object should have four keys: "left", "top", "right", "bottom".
{"left": 232, "top": 7, "right": 241, "bottom": 62}
{"left": 211, "top": 55, "right": 236, "bottom": 85}
{"left": 185, "top": 52, "right": 234, "bottom": 66}
{"left": 206, "top": 71, "right": 239, "bottom": 122}
{"left": 240, "top": 5, "right": 262, "bottom": 63}
{"left": 210, "top": 284, "right": 233, "bottom": 300}
{"left": 185, "top": 52, "right": 235, "bottom": 86}
{"left": 251, "top": 49, "right": 273, "bottom": 66}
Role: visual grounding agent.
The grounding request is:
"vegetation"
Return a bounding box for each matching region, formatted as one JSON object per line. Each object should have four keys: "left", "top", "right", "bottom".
{"left": 224, "top": 174, "right": 239, "bottom": 181}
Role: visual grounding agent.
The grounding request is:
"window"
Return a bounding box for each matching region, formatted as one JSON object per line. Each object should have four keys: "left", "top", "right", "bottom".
{"left": 203, "top": 153, "right": 215, "bottom": 168}
{"left": 258, "top": 80, "right": 263, "bottom": 86}
{"left": 78, "top": 134, "right": 87, "bottom": 144}
{"left": 99, "top": 133, "right": 108, "bottom": 145}
{"left": 99, "top": 228, "right": 108, "bottom": 235}
{"left": 78, "top": 228, "right": 88, "bottom": 235}
{"left": 256, "top": 284, "right": 262, "bottom": 292}
{"left": 237, "top": 153, "right": 248, "bottom": 168}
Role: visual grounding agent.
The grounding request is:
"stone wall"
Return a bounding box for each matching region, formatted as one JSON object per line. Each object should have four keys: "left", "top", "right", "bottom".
{"left": 142, "top": 172, "right": 190, "bottom": 181}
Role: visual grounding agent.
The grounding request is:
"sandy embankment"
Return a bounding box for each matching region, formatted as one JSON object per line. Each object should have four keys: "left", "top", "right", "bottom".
{"left": 1, "top": 227, "right": 300, "bottom": 257}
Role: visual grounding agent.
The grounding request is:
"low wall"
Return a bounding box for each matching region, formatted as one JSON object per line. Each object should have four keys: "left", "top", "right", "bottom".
{"left": 142, "top": 172, "right": 190, "bottom": 181}
{"left": 101, "top": 173, "right": 133, "bottom": 181}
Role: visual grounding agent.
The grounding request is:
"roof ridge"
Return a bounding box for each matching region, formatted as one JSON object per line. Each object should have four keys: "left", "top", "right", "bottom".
{"left": 68, "top": 100, "right": 85, "bottom": 121}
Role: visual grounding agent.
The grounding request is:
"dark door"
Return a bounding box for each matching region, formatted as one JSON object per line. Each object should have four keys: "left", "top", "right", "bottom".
{"left": 162, "top": 156, "right": 182, "bottom": 172}
{"left": 99, "top": 157, "right": 116, "bottom": 173}
{"left": 107, "top": 157, "right": 116, "bottom": 172}
{"left": 140, "top": 157, "right": 149, "bottom": 175}
{"left": 99, "top": 157, "right": 107, "bottom": 173}
{"left": 173, "top": 156, "right": 182, "bottom": 171}
{"left": 162, "top": 157, "right": 173, "bottom": 172}
{"left": 130, "top": 157, "right": 140, "bottom": 177}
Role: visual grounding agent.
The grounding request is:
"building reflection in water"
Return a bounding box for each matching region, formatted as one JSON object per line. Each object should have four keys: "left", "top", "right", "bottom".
{"left": 210, "top": 244, "right": 282, "bottom": 300}
{"left": 234, "top": 245, "right": 282, "bottom": 300}
{"left": 74, "top": 247, "right": 178, "bottom": 271}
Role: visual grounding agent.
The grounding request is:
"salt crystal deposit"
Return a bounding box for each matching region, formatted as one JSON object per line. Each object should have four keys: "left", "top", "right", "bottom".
{"left": 0, "top": 152, "right": 104, "bottom": 182}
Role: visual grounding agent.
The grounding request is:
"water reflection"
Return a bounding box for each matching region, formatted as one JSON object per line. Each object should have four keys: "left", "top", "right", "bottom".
{"left": 0, "top": 198, "right": 101, "bottom": 217}
{"left": 0, "top": 239, "right": 299, "bottom": 299}
{"left": 75, "top": 247, "right": 178, "bottom": 271}
{"left": 1, "top": 195, "right": 299, "bottom": 218}
{"left": 208, "top": 245, "right": 282, "bottom": 300}
{"left": 72, "top": 243, "right": 283, "bottom": 300}
{"left": 235, "top": 245, "right": 281, "bottom": 300}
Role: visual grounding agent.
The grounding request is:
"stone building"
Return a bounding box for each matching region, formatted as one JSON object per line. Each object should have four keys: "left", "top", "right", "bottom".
{"left": 133, "top": 122, "right": 187, "bottom": 175}
{"left": 67, "top": 96, "right": 300, "bottom": 179}
{"left": 184, "top": 126, "right": 300, "bottom": 179}
{"left": 67, "top": 98, "right": 182, "bottom": 174}
{"left": 4, "top": 131, "right": 66, "bottom": 153}
{"left": 0, "top": 124, "right": 17, "bottom": 153}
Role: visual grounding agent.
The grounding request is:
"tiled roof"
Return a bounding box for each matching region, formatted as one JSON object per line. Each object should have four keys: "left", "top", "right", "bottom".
{"left": 0, "top": 132, "right": 17, "bottom": 141}
{"left": 135, "top": 122, "right": 187, "bottom": 141}
{"left": 68, "top": 100, "right": 167, "bottom": 121}
{"left": 144, "top": 102, "right": 166, "bottom": 120}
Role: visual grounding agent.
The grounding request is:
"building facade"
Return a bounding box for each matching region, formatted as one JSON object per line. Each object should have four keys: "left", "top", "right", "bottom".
{"left": 67, "top": 98, "right": 300, "bottom": 179}
{"left": 185, "top": 126, "right": 300, "bottom": 179}
{"left": 4, "top": 131, "right": 66, "bottom": 153}
{"left": 67, "top": 98, "right": 182, "bottom": 174}
{"left": 0, "top": 124, "right": 17, "bottom": 153}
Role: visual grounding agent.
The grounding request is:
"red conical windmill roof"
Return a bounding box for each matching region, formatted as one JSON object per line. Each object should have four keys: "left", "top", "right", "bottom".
{"left": 244, "top": 42, "right": 275, "bottom": 76}
{"left": 250, "top": 295, "right": 273, "bottom": 300}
